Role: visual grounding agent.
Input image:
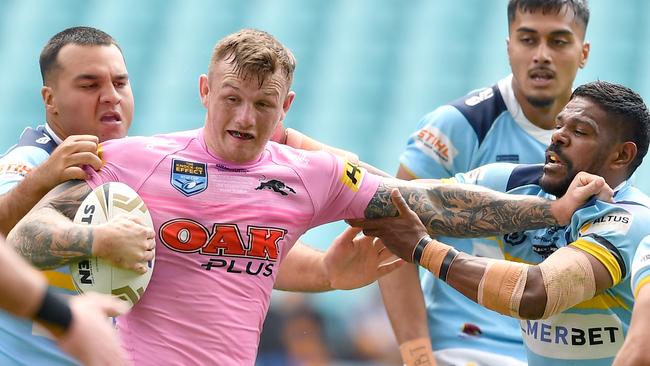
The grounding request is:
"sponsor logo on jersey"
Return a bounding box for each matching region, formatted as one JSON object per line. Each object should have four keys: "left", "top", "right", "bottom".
{"left": 215, "top": 164, "right": 249, "bottom": 173}
{"left": 256, "top": 179, "right": 296, "bottom": 196}
{"left": 496, "top": 154, "right": 519, "bottom": 163}
{"left": 0, "top": 163, "right": 32, "bottom": 176}
{"left": 414, "top": 126, "right": 458, "bottom": 169}
{"left": 35, "top": 135, "right": 51, "bottom": 144}
{"left": 171, "top": 159, "right": 208, "bottom": 196}
{"left": 159, "top": 219, "right": 286, "bottom": 277}
{"left": 532, "top": 244, "right": 558, "bottom": 258}
{"left": 580, "top": 212, "right": 632, "bottom": 237}
{"left": 461, "top": 323, "right": 482, "bottom": 336}
{"left": 465, "top": 87, "right": 494, "bottom": 107}
{"left": 340, "top": 160, "right": 364, "bottom": 192}
{"left": 520, "top": 313, "right": 623, "bottom": 360}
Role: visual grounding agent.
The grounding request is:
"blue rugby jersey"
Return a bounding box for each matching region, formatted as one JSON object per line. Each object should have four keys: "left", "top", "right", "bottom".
{"left": 400, "top": 75, "right": 552, "bottom": 364}
{"left": 0, "top": 125, "right": 80, "bottom": 365}
{"left": 452, "top": 163, "right": 650, "bottom": 365}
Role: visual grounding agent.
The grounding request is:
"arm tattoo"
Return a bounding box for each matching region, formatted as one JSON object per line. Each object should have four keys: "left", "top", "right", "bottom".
{"left": 365, "top": 181, "right": 556, "bottom": 237}
{"left": 9, "top": 180, "right": 95, "bottom": 269}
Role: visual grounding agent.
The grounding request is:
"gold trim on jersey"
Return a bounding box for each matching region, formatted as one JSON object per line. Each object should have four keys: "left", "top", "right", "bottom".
{"left": 634, "top": 277, "right": 650, "bottom": 299}
{"left": 571, "top": 239, "right": 622, "bottom": 285}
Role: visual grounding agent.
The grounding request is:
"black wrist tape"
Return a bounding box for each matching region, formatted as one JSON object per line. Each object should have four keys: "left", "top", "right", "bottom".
{"left": 34, "top": 287, "right": 73, "bottom": 332}
{"left": 412, "top": 236, "right": 433, "bottom": 264}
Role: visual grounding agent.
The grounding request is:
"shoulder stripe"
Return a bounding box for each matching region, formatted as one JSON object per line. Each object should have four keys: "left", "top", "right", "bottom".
{"left": 506, "top": 164, "right": 543, "bottom": 191}
{"left": 634, "top": 277, "right": 650, "bottom": 299}
{"left": 572, "top": 235, "right": 626, "bottom": 284}
{"left": 15, "top": 126, "right": 57, "bottom": 154}
{"left": 449, "top": 84, "right": 507, "bottom": 145}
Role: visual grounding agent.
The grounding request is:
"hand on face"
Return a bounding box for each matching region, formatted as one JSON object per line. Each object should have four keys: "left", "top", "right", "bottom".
{"left": 347, "top": 189, "right": 429, "bottom": 262}
{"left": 551, "top": 171, "right": 614, "bottom": 225}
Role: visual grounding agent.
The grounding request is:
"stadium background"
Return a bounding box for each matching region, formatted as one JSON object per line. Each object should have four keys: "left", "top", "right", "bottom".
{"left": 0, "top": 0, "right": 648, "bottom": 364}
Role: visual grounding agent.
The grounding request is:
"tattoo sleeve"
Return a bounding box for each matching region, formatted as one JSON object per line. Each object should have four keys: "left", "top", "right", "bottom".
{"left": 365, "top": 180, "right": 557, "bottom": 237}
{"left": 7, "top": 180, "right": 94, "bottom": 269}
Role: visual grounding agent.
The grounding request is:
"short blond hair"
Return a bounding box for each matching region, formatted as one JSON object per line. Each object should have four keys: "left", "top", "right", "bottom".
{"left": 209, "top": 29, "right": 296, "bottom": 89}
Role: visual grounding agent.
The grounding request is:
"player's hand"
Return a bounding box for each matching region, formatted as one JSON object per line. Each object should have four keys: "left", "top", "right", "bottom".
{"left": 347, "top": 189, "right": 429, "bottom": 262}
{"left": 57, "top": 293, "right": 131, "bottom": 366}
{"left": 92, "top": 215, "right": 155, "bottom": 274}
{"left": 31, "top": 135, "right": 102, "bottom": 191}
{"left": 551, "top": 171, "right": 614, "bottom": 225}
{"left": 324, "top": 226, "right": 404, "bottom": 290}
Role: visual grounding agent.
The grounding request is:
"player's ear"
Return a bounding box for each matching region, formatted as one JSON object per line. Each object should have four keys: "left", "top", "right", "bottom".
{"left": 611, "top": 141, "right": 637, "bottom": 171}
{"left": 282, "top": 91, "right": 295, "bottom": 114}
{"left": 41, "top": 86, "right": 58, "bottom": 115}
{"left": 579, "top": 41, "right": 590, "bottom": 69}
{"left": 199, "top": 74, "right": 210, "bottom": 108}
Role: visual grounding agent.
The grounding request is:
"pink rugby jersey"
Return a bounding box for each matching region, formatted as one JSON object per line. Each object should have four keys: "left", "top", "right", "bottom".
{"left": 86, "top": 128, "right": 381, "bottom": 365}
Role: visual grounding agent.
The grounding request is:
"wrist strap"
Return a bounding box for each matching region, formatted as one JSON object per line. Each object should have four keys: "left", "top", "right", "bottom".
{"left": 34, "top": 287, "right": 73, "bottom": 333}
{"left": 412, "top": 236, "right": 433, "bottom": 264}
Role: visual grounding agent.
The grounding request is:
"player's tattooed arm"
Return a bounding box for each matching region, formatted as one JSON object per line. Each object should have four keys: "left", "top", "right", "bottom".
{"left": 363, "top": 180, "right": 557, "bottom": 237}
{"left": 7, "top": 180, "right": 93, "bottom": 269}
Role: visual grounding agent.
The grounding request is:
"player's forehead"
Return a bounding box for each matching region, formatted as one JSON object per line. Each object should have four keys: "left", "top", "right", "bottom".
{"left": 214, "top": 60, "right": 287, "bottom": 97}
{"left": 510, "top": 5, "right": 584, "bottom": 38}
{"left": 56, "top": 44, "right": 128, "bottom": 80}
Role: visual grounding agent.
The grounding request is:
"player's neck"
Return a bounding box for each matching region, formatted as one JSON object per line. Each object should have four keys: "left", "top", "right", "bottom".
{"left": 516, "top": 92, "right": 571, "bottom": 131}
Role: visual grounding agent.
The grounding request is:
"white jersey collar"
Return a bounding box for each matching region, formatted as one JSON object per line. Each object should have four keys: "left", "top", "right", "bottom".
{"left": 497, "top": 74, "right": 554, "bottom": 146}
{"left": 44, "top": 123, "right": 64, "bottom": 146}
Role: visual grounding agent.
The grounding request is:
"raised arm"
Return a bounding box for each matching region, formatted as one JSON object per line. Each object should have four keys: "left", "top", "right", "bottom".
{"left": 364, "top": 189, "right": 613, "bottom": 320}
{"left": 6, "top": 180, "right": 155, "bottom": 273}
{"left": 360, "top": 171, "right": 611, "bottom": 237}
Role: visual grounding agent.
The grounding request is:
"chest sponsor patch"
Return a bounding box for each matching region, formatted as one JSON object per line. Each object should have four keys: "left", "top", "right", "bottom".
{"left": 520, "top": 312, "right": 623, "bottom": 360}
{"left": 0, "top": 163, "right": 32, "bottom": 176}
{"left": 413, "top": 126, "right": 458, "bottom": 169}
{"left": 171, "top": 159, "right": 208, "bottom": 196}
{"left": 580, "top": 211, "right": 633, "bottom": 237}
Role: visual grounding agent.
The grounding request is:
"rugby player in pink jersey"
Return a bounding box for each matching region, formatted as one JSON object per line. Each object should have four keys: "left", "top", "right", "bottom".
{"left": 7, "top": 29, "right": 611, "bottom": 365}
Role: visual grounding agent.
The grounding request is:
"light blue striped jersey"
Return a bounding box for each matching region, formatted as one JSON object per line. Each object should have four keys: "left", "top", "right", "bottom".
{"left": 0, "top": 125, "right": 80, "bottom": 365}
{"left": 400, "top": 75, "right": 552, "bottom": 363}
{"left": 453, "top": 163, "right": 650, "bottom": 365}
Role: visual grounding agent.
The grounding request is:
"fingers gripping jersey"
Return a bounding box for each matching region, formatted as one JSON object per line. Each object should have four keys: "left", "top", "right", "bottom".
{"left": 0, "top": 125, "right": 79, "bottom": 366}
{"left": 86, "top": 128, "right": 381, "bottom": 365}
{"left": 454, "top": 163, "right": 650, "bottom": 366}
{"left": 400, "top": 75, "right": 553, "bottom": 364}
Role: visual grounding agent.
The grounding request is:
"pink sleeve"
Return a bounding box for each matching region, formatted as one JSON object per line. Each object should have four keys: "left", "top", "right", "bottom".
{"left": 302, "top": 151, "right": 381, "bottom": 227}
{"left": 85, "top": 137, "right": 161, "bottom": 190}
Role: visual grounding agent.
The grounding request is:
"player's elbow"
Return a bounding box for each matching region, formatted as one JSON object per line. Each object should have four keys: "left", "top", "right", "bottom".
{"left": 518, "top": 266, "right": 547, "bottom": 320}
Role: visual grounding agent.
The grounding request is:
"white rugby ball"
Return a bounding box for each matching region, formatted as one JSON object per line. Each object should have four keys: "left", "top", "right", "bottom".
{"left": 69, "top": 182, "right": 155, "bottom": 309}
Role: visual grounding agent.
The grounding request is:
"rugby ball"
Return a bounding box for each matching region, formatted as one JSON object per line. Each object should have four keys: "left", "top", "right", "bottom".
{"left": 69, "top": 182, "right": 155, "bottom": 309}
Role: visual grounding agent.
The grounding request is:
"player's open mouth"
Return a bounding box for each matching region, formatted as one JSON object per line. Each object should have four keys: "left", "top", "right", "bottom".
{"left": 228, "top": 130, "right": 254, "bottom": 140}
{"left": 100, "top": 111, "right": 122, "bottom": 124}
{"left": 545, "top": 152, "right": 564, "bottom": 170}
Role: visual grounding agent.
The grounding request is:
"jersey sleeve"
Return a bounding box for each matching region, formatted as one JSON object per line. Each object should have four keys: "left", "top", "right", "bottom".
{"left": 0, "top": 127, "right": 57, "bottom": 195}
{"left": 570, "top": 206, "right": 641, "bottom": 287}
{"left": 298, "top": 150, "right": 381, "bottom": 227}
{"left": 450, "top": 163, "right": 519, "bottom": 192}
{"left": 631, "top": 235, "right": 650, "bottom": 298}
{"left": 399, "top": 105, "right": 478, "bottom": 179}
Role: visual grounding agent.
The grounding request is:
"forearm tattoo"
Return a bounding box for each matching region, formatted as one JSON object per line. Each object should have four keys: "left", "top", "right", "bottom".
{"left": 365, "top": 182, "right": 556, "bottom": 237}
{"left": 10, "top": 180, "right": 94, "bottom": 269}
